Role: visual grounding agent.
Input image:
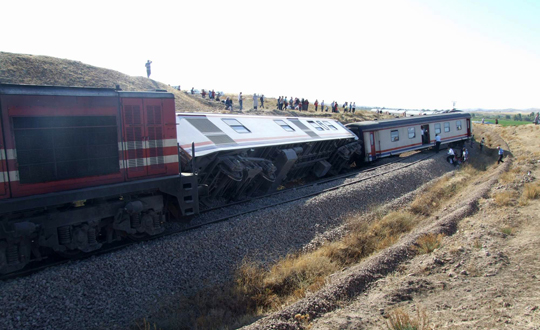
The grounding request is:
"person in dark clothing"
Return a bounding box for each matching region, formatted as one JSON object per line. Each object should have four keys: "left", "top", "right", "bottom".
{"left": 145, "top": 60, "right": 152, "bottom": 78}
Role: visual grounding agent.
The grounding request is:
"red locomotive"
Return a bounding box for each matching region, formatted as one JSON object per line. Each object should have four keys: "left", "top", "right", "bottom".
{"left": 0, "top": 84, "right": 198, "bottom": 274}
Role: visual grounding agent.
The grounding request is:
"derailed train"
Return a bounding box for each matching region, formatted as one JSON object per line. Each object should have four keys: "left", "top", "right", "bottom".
{"left": 0, "top": 84, "right": 471, "bottom": 274}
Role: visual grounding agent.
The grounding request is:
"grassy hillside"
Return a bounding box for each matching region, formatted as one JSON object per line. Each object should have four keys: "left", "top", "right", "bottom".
{"left": 0, "top": 51, "right": 387, "bottom": 121}
{"left": 0, "top": 51, "right": 223, "bottom": 113}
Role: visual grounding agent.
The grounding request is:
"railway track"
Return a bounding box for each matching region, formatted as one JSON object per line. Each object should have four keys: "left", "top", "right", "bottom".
{"left": 1, "top": 151, "right": 435, "bottom": 281}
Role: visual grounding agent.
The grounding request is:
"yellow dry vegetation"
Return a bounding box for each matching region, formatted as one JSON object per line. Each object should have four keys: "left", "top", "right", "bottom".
{"left": 386, "top": 307, "right": 433, "bottom": 330}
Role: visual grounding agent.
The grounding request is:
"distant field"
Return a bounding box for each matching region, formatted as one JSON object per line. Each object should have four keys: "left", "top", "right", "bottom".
{"left": 494, "top": 119, "right": 533, "bottom": 126}
{"left": 474, "top": 119, "right": 533, "bottom": 126}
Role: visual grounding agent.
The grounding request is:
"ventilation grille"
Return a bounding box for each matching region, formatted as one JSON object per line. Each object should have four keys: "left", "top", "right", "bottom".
{"left": 13, "top": 116, "right": 120, "bottom": 184}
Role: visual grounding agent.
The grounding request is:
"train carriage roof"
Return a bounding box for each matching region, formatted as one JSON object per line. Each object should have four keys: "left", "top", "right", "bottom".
{"left": 0, "top": 83, "right": 174, "bottom": 98}
{"left": 346, "top": 112, "right": 471, "bottom": 131}
{"left": 177, "top": 113, "right": 357, "bottom": 157}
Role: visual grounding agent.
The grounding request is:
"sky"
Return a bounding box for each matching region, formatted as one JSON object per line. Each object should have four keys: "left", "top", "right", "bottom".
{"left": 2, "top": 0, "right": 540, "bottom": 110}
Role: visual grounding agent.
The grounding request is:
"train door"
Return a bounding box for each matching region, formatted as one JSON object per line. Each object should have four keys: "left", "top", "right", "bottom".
{"left": 369, "top": 132, "right": 376, "bottom": 160}
{"left": 421, "top": 124, "right": 430, "bottom": 144}
{"left": 466, "top": 118, "right": 471, "bottom": 136}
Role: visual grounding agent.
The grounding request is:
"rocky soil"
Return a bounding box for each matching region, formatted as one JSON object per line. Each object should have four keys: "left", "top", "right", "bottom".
{"left": 242, "top": 124, "right": 540, "bottom": 330}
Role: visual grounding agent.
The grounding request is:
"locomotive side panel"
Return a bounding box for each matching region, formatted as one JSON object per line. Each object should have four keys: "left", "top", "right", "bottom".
{"left": 120, "top": 96, "right": 178, "bottom": 180}
{"left": 0, "top": 115, "right": 8, "bottom": 199}
{"left": 2, "top": 94, "right": 124, "bottom": 198}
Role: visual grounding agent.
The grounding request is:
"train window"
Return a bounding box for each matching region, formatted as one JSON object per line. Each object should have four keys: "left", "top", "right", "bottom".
{"left": 456, "top": 120, "right": 462, "bottom": 130}
{"left": 435, "top": 123, "right": 441, "bottom": 134}
{"left": 274, "top": 120, "right": 295, "bottom": 132}
{"left": 408, "top": 127, "right": 416, "bottom": 139}
{"left": 323, "top": 121, "right": 338, "bottom": 130}
{"left": 316, "top": 121, "right": 329, "bottom": 130}
{"left": 391, "top": 130, "right": 399, "bottom": 142}
{"left": 444, "top": 122, "right": 450, "bottom": 132}
{"left": 222, "top": 118, "right": 251, "bottom": 133}
{"left": 307, "top": 120, "right": 324, "bottom": 131}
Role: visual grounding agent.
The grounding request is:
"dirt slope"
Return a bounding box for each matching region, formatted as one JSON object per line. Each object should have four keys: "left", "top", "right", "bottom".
{"left": 243, "top": 123, "right": 540, "bottom": 329}
{"left": 0, "top": 51, "right": 222, "bottom": 112}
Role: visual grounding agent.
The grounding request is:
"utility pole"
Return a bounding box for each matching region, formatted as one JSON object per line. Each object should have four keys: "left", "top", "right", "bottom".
{"left": 452, "top": 101, "right": 456, "bottom": 111}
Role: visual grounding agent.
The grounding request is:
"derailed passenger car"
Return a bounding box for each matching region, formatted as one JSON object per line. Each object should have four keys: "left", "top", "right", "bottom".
{"left": 346, "top": 113, "right": 472, "bottom": 162}
{"left": 176, "top": 113, "right": 361, "bottom": 206}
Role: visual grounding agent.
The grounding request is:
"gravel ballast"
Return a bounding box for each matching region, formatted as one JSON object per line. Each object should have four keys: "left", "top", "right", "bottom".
{"left": 0, "top": 151, "right": 457, "bottom": 330}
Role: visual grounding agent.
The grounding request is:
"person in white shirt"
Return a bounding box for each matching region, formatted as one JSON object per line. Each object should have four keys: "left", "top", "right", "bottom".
{"left": 447, "top": 147, "right": 455, "bottom": 165}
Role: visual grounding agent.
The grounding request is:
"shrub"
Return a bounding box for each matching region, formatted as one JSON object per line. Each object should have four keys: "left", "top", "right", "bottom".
{"left": 494, "top": 191, "right": 515, "bottom": 206}
{"left": 523, "top": 183, "right": 540, "bottom": 200}
{"left": 415, "top": 233, "right": 444, "bottom": 254}
{"left": 386, "top": 307, "right": 432, "bottom": 330}
{"left": 500, "top": 226, "right": 514, "bottom": 236}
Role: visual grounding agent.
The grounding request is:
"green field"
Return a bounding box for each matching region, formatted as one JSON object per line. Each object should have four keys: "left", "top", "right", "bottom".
{"left": 491, "top": 119, "right": 533, "bottom": 127}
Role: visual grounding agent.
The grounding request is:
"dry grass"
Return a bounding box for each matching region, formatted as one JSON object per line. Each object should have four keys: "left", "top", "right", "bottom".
{"left": 409, "top": 176, "right": 467, "bottom": 216}
{"left": 414, "top": 233, "right": 444, "bottom": 254}
{"left": 233, "top": 211, "right": 420, "bottom": 313}
{"left": 135, "top": 319, "right": 160, "bottom": 330}
{"left": 493, "top": 190, "right": 516, "bottom": 206}
{"left": 522, "top": 182, "right": 540, "bottom": 200}
{"left": 386, "top": 307, "right": 433, "bottom": 330}
{"left": 500, "top": 226, "right": 515, "bottom": 236}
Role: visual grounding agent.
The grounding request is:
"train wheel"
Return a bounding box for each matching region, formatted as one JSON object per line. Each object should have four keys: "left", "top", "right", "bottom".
{"left": 127, "top": 232, "right": 148, "bottom": 242}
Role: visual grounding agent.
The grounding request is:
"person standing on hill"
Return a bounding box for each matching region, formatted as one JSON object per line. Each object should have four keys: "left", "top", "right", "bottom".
{"left": 238, "top": 92, "right": 243, "bottom": 111}
{"left": 260, "top": 94, "right": 265, "bottom": 109}
{"left": 145, "top": 60, "right": 152, "bottom": 78}
{"left": 314, "top": 99, "right": 318, "bottom": 111}
{"left": 253, "top": 93, "right": 258, "bottom": 110}
{"left": 352, "top": 102, "right": 356, "bottom": 113}
{"left": 480, "top": 137, "right": 485, "bottom": 151}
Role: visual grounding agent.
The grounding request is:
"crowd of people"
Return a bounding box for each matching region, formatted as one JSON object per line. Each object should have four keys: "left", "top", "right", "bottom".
{"left": 185, "top": 89, "right": 359, "bottom": 114}
{"left": 274, "top": 97, "right": 356, "bottom": 113}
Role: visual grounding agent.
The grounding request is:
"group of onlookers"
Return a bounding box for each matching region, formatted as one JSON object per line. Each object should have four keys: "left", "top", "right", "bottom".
{"left": 274, "top": 98, "right": 357, "bottom": 113}
{"left": 187, "top": 89, "right": 358, "bottom": 114}
{"left": 276, "top": 97, "right": 310, "bottom": 111}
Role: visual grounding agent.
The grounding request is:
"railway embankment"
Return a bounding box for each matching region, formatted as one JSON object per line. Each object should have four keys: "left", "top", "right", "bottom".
{"left": 243, "top": 124, "right": 540, "bottom": 330}
{"left": 0, "top": 151, "right": 455, "bottom": 330}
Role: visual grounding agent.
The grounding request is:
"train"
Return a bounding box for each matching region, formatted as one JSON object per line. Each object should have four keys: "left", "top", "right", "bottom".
{"left": 0, "top": 83, "right": 471, "bottom": 274}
